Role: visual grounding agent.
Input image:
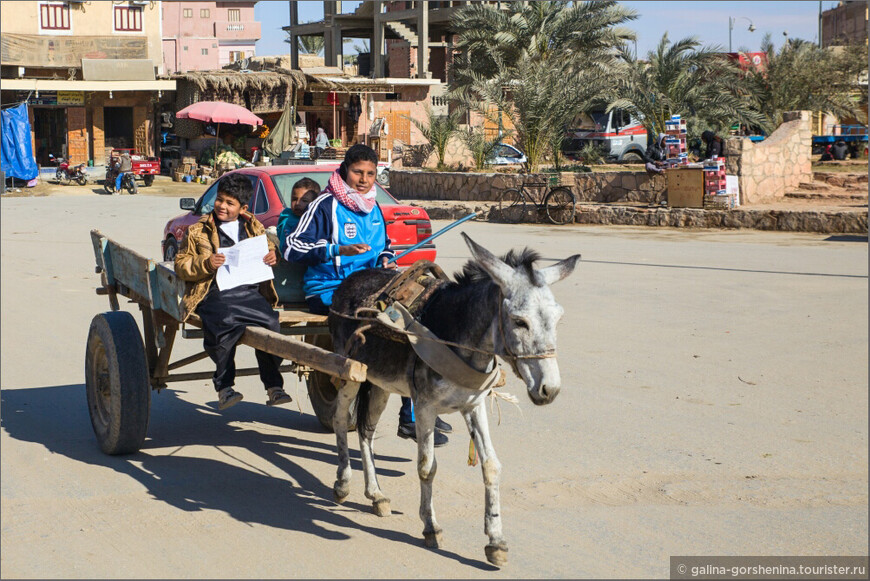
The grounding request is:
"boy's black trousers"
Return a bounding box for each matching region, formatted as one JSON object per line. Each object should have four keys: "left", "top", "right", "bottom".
{"left": 196, "top": 283, "right": 283, "bottom": 392}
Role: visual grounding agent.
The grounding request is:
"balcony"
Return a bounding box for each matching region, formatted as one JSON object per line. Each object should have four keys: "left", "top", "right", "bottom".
{"left": 213, "top": 21, "right": 261, "bottom": 41}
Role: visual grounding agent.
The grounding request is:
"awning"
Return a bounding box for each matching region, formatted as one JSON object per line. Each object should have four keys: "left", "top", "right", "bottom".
{"left": 1, "top": 79, "right": 176, "bottom": 92}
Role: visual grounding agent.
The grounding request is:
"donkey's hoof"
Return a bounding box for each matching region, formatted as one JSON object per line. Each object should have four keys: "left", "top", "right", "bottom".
{"left": 423, "top": 530, "right": 443, "bottom": 548}
{"left": 333, "top": 482, "right": 350, "bottom": 504}
{"left": 485, "top": 543, "right": 509, "bottom": 567}
{"left": 372, "top": 498, "right": 391, "bottom": 517}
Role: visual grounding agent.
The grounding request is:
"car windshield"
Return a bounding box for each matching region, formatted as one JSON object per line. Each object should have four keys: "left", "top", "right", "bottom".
{"left": 578, "top": 111, "right": 610, "bottom": 131}
{"left": 270, "top": 171, "right": 396, "bottom": 207}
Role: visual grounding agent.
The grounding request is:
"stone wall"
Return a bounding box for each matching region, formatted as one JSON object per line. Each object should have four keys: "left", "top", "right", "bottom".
{"left": 725, "top": 110, "right": 813, "bottom": 204}
{"left": 390, "top": 169, "right": 667, "bottom": 204}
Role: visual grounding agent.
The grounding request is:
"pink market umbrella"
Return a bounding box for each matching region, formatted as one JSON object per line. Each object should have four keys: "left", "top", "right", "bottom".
{"left": 176, "top": 101, "right": 263, "bottom": 163}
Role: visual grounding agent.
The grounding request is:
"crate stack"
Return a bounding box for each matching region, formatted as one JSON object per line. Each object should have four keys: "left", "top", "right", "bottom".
{"left": 664, "top": 115, "right": 688, "bottom": 168}
{"left": 702, "top": 157, "right": 735, "bottom": 209}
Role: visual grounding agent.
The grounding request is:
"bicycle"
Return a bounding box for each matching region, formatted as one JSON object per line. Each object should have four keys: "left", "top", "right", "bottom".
{"left": 497, "top": 176, "right": 576, "bottom": 225}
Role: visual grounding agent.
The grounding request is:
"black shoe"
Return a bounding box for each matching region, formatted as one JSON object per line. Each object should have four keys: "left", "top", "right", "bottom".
{"left": 397, "top": 422, "right": 448, "bottom": 447}
{"left": 435, "top": 417, "right": 453, "bottom": 434}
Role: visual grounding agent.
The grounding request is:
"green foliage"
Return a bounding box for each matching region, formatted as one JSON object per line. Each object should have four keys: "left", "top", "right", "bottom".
{"left": 578, "top": 142, "right": 606, "bottom": 165}
{"left": 449, "top": 1, "right": 637, "bottom": 173}
{"left": 406, "top": 107, "right": 463, "bottom": 169}
{"left": 744, "top": 35, "right": 868, "bottom": 128}
{"left": 459, "top": 126, "right": 499, "bottom": 170}
{"left": 608, "top": 33, "right": 769, "bottom": 138}
{"left": 291, "top": 35, "right": 324, "bottom": 56}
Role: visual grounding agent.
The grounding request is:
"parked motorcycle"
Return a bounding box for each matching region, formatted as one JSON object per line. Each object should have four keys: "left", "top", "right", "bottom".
{"left": 104, "top": 167, "right": 138, "bottom": 195}
{"left": 50, "top": 154, "right": 88, "bottom": 185}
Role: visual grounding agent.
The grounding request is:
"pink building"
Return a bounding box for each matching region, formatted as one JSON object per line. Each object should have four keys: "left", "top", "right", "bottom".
{"left": 162, "top": 1, "right": 261, "bottom": 73}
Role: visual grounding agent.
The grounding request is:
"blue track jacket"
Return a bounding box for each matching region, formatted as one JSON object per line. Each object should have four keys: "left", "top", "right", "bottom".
{"left": 284, "top": 193, "right": 394, "bottom": 305}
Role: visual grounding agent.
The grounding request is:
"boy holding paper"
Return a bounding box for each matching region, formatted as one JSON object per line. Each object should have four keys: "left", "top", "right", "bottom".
{"left": 175, "top": 173, "right": 292, "bottom": 410}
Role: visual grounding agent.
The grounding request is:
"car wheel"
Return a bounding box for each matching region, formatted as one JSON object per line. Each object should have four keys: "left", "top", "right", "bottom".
{"left": 163, "top": 237, "right": 178, "bottom": 262}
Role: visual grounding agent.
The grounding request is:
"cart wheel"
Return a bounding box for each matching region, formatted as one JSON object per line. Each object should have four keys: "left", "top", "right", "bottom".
{"left": 305, "top": 334, "right": 357, "bottom": 432}
{"left": 143, "top": 175, "right": 154, "bottom": 187}
{"left": 85, "top": 311, "right": 150, "bottom": 454}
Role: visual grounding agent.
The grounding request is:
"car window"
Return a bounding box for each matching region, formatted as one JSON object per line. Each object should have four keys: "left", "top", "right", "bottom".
{"left": 251, "top": 179, "right": 269, "bottom": 215}
{"left": 196, "top": 183, "right": 219, "bottom": 215}
{"left": 270, "top": 171, "right": 396, "bottom": 207}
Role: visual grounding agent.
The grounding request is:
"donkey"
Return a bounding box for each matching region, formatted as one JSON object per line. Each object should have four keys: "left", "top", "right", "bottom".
{"left": 327, "top": 233, "right": 580, "bottom": 567}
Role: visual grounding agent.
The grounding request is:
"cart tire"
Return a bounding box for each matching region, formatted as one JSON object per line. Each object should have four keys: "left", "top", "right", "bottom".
{"left": 85, "top": 311, "right": 150, "bottom": 455}
{"left": 305, "top": 334, "right": 357, "bottom": 432}
{"left": 143, "top": 175, "right": 154, "bottom": 187}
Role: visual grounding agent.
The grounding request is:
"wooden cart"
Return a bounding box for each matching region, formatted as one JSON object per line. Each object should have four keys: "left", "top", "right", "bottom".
{"left": 86, "top": 229, "right": 365, "bottom": 455}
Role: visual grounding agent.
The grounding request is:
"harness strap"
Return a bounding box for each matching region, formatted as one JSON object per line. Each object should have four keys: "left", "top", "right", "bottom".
{"left": 377, "top": 302, "right": 502, "bottom": 392}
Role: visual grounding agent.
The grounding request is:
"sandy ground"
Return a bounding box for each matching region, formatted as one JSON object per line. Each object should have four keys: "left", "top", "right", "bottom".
{"left": 1, "top": 190, "right": 867, "bottom": 578}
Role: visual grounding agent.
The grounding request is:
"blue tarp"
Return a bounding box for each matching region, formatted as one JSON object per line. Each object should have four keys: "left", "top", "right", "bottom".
{"left": 1, "top": 104, "right": 38, "bottom": 181}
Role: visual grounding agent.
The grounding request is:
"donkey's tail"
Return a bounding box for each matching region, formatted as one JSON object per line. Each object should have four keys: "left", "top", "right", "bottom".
{"left": 355, "top": 381, "right": 374, "bottom": 433}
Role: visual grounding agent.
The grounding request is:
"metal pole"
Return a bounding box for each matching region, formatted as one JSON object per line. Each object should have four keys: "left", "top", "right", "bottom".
{"left": 387, "top": 213, "right": 478, "bottom": 264}
{"left": 728, "top": 16, "right": 733, "bottom": 52}
{"left": 818, "top": 0, "right": 823, "bottom": 47}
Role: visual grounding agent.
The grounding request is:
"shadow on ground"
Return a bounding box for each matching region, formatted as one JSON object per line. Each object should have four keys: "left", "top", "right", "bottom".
{"left": 0, "top": 383, "right": 493, "bottom": 570}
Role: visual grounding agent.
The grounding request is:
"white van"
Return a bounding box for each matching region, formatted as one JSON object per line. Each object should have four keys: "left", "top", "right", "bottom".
{"left": 563, "top": 109, "right": 648, "bottom": 162}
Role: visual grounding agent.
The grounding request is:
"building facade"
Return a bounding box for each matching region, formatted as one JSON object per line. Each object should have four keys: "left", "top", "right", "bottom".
{"left": 821, "top": 0, "right": 869, "bottom": 47}
{"left": 162, "top": 1, "right": 260, "bottom": 74}
{"left": 0, "top": 0, "right": 174, "bottom": 165}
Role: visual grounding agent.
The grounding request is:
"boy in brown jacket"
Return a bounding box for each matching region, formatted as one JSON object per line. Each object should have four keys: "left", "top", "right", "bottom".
{"left": 175, "top": 173, "right": 292, "bottom": 410}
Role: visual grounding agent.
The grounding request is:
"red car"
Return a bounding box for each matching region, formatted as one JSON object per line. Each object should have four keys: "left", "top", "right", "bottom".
{"left": 162, "top": 165, "right": 435, "bottom": 267}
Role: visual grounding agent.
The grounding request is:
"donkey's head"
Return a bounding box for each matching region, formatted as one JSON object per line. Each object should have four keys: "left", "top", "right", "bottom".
{"left": 462, "top": 233, "right": 580, "bottom": 405}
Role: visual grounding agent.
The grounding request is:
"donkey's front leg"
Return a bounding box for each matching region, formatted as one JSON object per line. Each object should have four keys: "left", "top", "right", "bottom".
{"left": 414, "top": 404, "right": 443, "bottom": 548}
{"left": 333, "top": 379, "right": 361, "bottom": 503}
{"left": 358, "top": 385, "right": 391, "bottom": 516}
{"left": 465, "top": 403, "right": 508, "bottom": 567}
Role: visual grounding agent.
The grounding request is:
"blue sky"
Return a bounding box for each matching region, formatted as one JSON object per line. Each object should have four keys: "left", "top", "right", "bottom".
{"left": 255, "top": 1, "right": 840, "bottom": 58}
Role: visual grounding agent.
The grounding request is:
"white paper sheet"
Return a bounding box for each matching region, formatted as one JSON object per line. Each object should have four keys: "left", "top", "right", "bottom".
{"left": 215, "top": 234, "right": 274, "bottom": 291}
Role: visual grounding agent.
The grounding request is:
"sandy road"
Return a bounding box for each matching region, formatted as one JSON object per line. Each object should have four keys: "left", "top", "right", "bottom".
{"left": 1, "top": 191, "right": 867, "bottom": 578}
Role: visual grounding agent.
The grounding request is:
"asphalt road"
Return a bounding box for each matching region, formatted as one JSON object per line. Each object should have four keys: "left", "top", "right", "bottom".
{"left": 1, "top": 192, "right": 867, "bottom": 578}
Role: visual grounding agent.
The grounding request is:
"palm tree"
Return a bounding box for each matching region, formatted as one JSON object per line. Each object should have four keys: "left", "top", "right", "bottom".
{"left": 744, "top": 34, "right": 868, "bottom": 128}
{"left": 406, "top": 107, "right": 463, "bottom": 169}
{"left": 459, "top": 126, "right": 501, "bottom": 170}
{"left": 288, "top": 35, "right": 324, "bottom": 56}
{"left": 608, "top": 34, "right": 769, "bottom": 140}
{"left": 449, "top": 1, "right": 637, "bottom": 172}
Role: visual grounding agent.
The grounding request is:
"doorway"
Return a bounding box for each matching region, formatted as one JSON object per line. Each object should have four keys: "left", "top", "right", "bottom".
{"left": 104, "top": 106, "right": 134, "bottom": 149}
{"left": 32, "top": 108, "right": 66, "bottom": 166}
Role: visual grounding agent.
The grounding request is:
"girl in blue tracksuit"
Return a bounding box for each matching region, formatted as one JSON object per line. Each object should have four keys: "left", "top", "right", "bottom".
{"left": 284, "top": 144, "right": 396, "bottom": 314}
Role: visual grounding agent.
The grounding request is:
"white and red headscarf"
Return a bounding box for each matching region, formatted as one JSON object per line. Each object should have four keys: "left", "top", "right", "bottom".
{"left": 327, "top": 168, "right": 377, "bottom": 214}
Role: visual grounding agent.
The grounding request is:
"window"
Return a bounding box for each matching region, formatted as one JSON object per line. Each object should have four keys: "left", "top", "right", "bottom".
{"left": 114, "top": 6, "right": 143, "bottom": 32}
{"left": 183, "top": 8, "right": 192, "bottom": 18}
{"left": 40, "top": 3, "right": 70, "bottom": 30}
{"left": 228, "top": 8, "right": 240, "bottom": 22}
{"left": 229, "top": 50, "right": 246, "bottom": 63}
{"left": 201, "top": 48, "right": 209, "bottom": 56}
{"left": 183, "top": 45, "right": 189, "bottom": 51}
{"left": 252, "top": 181, "right": 269, "bottom": 215}
{"left": 200, "top": 8, "right": 210, "bottom": 18}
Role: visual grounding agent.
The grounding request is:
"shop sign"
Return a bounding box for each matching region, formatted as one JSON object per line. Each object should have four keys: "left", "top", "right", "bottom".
{"left": 18, "top": 90, "right": 58, "bottom": 105}
{"left": 58, "top": 91, "right": 85, "bottom": 105}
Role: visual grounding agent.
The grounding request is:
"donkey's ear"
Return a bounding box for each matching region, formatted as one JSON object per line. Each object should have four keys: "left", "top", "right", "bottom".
{"left": 538, "top": 254, "right": 581, "bottom": 286}
{"left": 461, "top": 232, "right": 514, "bottom": 287}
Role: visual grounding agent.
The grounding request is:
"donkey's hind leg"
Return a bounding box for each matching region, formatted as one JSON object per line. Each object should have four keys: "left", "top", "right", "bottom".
{"left": 333, "top": 379, "right": 361, "bottom": 504}
{"left": 464, "top": 403, "right": 509, "bottom": 567}
{"left": 358, "top": 385, "right": 391, "bottom": 516}
{"left": 414, "top": 404, "right": 443, "bottom": 548}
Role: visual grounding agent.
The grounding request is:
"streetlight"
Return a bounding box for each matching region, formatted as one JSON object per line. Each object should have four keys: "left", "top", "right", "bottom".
{"left": 728, "top": 16, "right": 756, "bottom": 52}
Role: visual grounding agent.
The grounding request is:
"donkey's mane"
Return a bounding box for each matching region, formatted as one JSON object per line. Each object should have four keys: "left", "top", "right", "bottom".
{"left": 453, "top": 247, "right": 542, "bottom": 286}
